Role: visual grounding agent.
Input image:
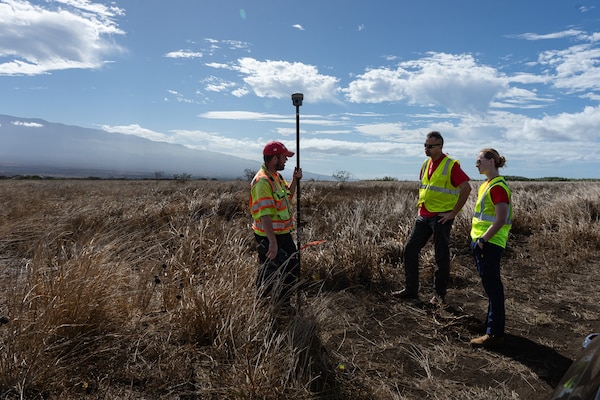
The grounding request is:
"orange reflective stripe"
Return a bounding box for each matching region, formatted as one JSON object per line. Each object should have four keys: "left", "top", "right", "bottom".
{"left": 252, "top": 218, "right": 294, "bottom": 234}
{"left": 250, "top": 166, "right": 294, "bottom": 235}
{"left": 251, "top": 197, "right": 276, "bottom": 214}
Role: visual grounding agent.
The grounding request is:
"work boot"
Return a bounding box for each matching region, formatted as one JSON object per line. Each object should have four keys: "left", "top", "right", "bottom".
{"left": 391, "top": 288, "right": 418, "bottom": 300}
{"left": 470, "top": 334, "right": 504, "bottom": 348}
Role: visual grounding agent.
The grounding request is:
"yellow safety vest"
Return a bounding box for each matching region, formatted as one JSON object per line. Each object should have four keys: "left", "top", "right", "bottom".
{"left": 418, "top": 157, "right": 461, "bottom": 212}
{"left": 249, "top": 165, "right": 294, "bottom": 236}
{"left": 470, "top": 177, "right": 513, "bottom": 248}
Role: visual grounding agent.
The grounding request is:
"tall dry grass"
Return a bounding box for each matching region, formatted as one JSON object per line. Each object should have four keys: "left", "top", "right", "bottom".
{"left": 0, "top": 179, "right": 598, "bottom": 399}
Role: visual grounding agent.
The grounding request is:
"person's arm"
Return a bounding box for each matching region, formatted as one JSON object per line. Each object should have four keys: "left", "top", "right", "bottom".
{"left": 439, "top": 180, "right": 471, "bottom": 223}
{"left": 287, "top": 167, "right": 303, "bottom": 198}
{"left": 260, "top": 215, "right": 278, "bottom": 260}
{"left": 477, "top": 202, "right": 509, "bottom": 247}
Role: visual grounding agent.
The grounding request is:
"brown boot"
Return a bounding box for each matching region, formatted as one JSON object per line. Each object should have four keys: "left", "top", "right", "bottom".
{"left": 470, "top": 334, "right": 504, "bottom": 348}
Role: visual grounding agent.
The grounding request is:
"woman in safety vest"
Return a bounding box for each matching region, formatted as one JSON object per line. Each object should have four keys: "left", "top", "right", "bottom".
{"left": 470, "top": 148, "right": 513, "bottom": 348}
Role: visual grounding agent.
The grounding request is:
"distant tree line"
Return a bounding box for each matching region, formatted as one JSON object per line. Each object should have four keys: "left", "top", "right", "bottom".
{"left": 0, "top": 173, "right": 597, "bottom": 182}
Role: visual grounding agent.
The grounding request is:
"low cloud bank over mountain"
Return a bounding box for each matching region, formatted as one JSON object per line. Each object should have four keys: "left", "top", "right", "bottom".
{"left": 0, "top": 115, "right": 268, "bottom": 179}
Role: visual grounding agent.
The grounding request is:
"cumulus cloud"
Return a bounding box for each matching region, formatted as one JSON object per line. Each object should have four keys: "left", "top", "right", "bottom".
{"left": 518, "top": 105, "right": 600, "bottom": 141}
{"left": 239, "top": 57, "right": 340, "bottom": 102}
{"left": 0, "top": 0, "right": 125, "bottom": 75}
{"left": 345, "top": 53, "right": 508, "bottom": 114}
{"left": 206, "top": 57, "right": 341, "bottom": 102}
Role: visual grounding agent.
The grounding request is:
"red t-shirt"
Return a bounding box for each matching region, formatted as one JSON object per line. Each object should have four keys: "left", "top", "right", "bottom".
{"left": 419, "top": 155, "right": 470, "bottom": 217}
{"left": 490, "top": 184, "right": 509, "bottom": 204}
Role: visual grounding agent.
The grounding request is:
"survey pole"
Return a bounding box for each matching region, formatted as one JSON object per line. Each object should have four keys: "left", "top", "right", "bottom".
{"left": 291, "top": 93, "right": 303, "bottom": 255}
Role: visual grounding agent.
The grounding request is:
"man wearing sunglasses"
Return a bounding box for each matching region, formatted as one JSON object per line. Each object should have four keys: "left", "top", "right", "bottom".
{"left": 393, "top": 131, "right": 471, "bottom": 306}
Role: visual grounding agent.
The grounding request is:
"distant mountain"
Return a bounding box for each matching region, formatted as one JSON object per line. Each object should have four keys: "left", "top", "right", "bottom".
{"left": 0, "top": 115, "right": 329, "bottom": 180}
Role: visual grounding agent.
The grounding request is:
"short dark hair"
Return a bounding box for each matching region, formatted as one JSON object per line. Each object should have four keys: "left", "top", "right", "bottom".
{"left": 426, "top": 131, "right": 444, "bottom": 145}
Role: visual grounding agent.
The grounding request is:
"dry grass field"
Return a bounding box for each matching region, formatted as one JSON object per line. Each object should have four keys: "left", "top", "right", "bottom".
{"left": 0, "top": 179, "right": 598, "bottom": 399}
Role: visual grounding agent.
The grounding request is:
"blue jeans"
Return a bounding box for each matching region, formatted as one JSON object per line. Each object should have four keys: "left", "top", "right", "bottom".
{"left": 403, "top": 215, "right": 453, "bottom": 297}
{"left": 472, "top": 240, "right": 505, "bottom": 336}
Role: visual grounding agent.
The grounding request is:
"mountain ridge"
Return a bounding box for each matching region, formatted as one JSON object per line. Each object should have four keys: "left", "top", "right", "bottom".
{"left": 0, "top": 115, "right": 328, "bottom": 180}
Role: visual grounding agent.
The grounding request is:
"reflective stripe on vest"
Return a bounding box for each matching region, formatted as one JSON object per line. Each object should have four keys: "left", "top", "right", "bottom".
{"left": 250, "top": 168, "right": 293, "bottom": 235}
{"left": 472, "top": 178, "right": 513, "bottom": 225}
{"left": 418, "top": 157, "right": 461, "bottom": 212}
{"left": 470, "top": 177, "right": 513, "bottom": 248}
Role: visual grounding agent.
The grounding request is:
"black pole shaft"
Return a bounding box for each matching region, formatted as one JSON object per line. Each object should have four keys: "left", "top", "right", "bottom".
{"left": 295, "top": 104, "right": 301, "bottom": 261}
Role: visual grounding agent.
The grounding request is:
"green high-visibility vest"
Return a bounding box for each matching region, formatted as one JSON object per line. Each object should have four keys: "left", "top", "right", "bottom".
{"left": 418, "top": 157, "right": 461, "bottom": 212}
{"left": 470, "top": 177, "right": 513, "bottom": 248}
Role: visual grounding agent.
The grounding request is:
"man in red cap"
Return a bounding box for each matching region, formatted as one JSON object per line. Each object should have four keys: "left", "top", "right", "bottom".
{"left": 249, "top": 141, "right": 302, "bottom": 310}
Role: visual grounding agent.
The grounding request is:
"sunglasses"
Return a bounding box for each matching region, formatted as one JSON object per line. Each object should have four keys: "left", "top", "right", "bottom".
{"left": 424, "top": 143, "right": 442, "bottom": 149}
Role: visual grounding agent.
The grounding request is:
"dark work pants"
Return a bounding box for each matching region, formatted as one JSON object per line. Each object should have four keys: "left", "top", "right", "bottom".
{"left": 472, "top": 240, "right": 505, "bottom": 337}
{"left": 254, "top": 232, "right": 299, "bottom": 305}
{"left": 403, "top": 215, "right": 453, "bottom": 297}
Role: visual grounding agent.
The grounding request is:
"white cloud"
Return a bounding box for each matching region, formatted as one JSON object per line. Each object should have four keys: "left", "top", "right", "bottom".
{"left": 354, "top": 122, "right": 406, "bottom": 138}
{"left": 11, "top": 120, "right": 43, "bottom": 127}
{"left": 205, "top": 62, "right": 233, "bottom": 70}
{"left": 518, "top": 105, "right": 600, "bottom": 141}
{"left": 292, "top": 24, "right": 304, "bottom": 31}
{"left": 200, "top": 111, "right": 288, "bottom": 121}
{"left": 165, "top": 50, "right": 203, "bottom": 59}
{"left": 0, "top": 0, "right": 125, "bottom": 75}
{"left": 345, "top": 53, "right": 508, "bottom": 114}
{"left": 300, "top": 137, "right": 408, "bottom": 156}
{"left": 232, "top": 87, "right": 250, "bottom": 97}
{"left": 234, "top": 57, "right": 341, "bottom": 102}
{"left": 170, "top": 128, "right": 264, "bottom": 160}
{"left": 537, "top": 44, "right": 600, "bottom": 92}
{"left": 201, "top": 76, "right": 237, "bottom": 93}
{"left": 102, "top": 124, "right": 172, "bottom": 143}
{"left": 165, "top": 90, "right": 198, "bottom": 104}
{"left": 514, "top": 29, "right": 588, "bottom": 41}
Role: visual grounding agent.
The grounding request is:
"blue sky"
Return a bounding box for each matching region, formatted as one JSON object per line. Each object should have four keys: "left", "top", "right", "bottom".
{"left": 1, "top": 0, "right": 600, "bottom": 180}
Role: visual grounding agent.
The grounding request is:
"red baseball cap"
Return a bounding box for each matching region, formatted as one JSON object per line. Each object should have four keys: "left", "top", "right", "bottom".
{"left": 263, "top": 141, "right": 295, "bottom": 157}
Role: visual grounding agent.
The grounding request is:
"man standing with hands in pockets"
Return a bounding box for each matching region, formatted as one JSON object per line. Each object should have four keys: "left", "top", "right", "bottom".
{"left": 394, "top": 131, "right": 471, "bottom": 306}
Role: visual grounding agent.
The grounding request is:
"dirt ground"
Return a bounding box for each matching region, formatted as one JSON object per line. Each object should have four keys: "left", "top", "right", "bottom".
{"left": 307, "top": 229, "right": 600, "bottom": 399}
{"left": 0, "top": 180, "right": 598, "bottom": 399}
